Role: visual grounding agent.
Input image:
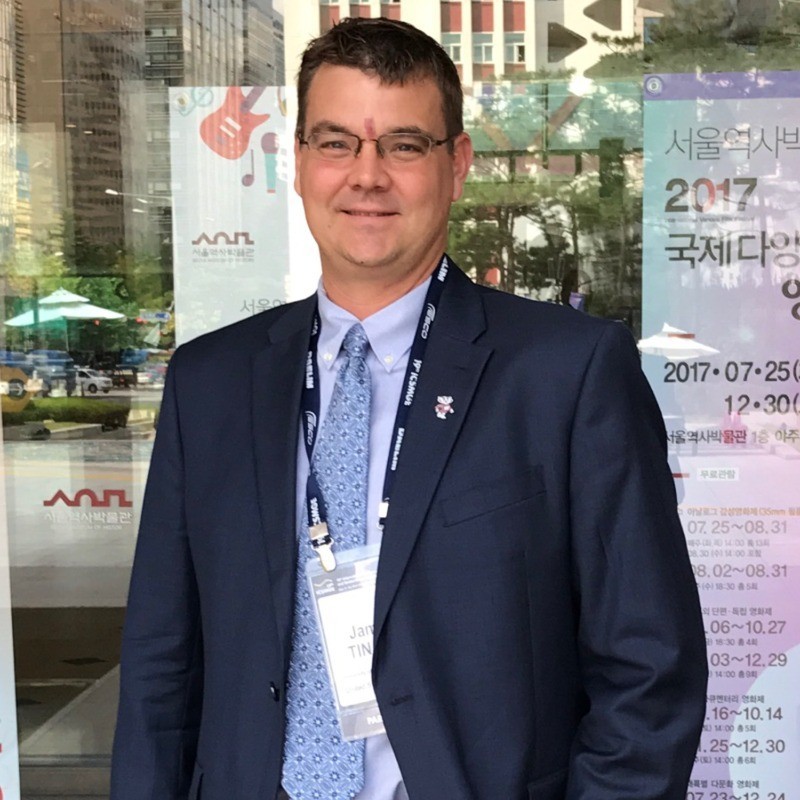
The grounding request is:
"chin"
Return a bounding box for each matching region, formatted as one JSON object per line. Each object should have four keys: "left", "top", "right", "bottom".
{"left": 343, "top": 250, "right": 397, "bottom": 270}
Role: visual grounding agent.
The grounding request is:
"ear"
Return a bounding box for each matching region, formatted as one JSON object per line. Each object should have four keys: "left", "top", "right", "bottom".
{"left": 293, "top": 137, "right": 302, "bottom": 196}
{"left": 450, "top": 132, "right": 473, "bottom": 202}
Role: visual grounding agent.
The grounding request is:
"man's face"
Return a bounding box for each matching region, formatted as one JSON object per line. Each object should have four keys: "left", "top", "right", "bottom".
{"left": 295, "top": 64, "right": 472, "bottom": 290}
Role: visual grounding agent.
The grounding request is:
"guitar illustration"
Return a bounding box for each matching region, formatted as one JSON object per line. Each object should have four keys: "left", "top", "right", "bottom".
{"left": 199, "top": 87, "right": 270, "bottom": 160}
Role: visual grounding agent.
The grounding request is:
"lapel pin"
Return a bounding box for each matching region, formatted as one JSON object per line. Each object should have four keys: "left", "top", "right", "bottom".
{"left": 435, "top": 396, "right": 455, "bottom": 419}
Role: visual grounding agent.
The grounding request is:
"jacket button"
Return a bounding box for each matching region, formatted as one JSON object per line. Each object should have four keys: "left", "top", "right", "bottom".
{"left": 270, "top": 682, "right": 281, "bottom": 702}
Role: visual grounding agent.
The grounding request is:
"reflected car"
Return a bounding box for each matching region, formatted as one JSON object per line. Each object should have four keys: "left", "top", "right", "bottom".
{"left": 136, "top": 366, "right": 165, "bottom": 390}
{"left": 76, "top": 368, "right": 112, "bottom": 394}
{"left": 0, "top": 350, "right": 31, "bottom": 368}
{"left": 27, "top": 349, "right": 78, "bottom": 396}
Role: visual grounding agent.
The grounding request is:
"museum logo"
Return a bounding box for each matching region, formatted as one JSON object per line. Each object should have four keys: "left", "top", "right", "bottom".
{"left": 44, "top": 489, "right": 133, "bottom": 508}
{"left": 191, "top": 231, "right": 254, "bottom": 246}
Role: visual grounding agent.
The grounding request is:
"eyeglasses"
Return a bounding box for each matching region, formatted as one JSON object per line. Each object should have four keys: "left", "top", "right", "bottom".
{"left": 298, "top": 130, "right": 456, "bottom": 164}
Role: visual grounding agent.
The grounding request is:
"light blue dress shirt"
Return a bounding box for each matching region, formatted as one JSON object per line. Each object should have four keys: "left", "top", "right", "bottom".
{"left": 292, "top": 278, "right": 430, "bottom": 800}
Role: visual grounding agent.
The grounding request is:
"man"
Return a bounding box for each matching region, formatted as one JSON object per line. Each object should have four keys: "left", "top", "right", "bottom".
{"left": 111, "top": 17, "right": 707, "bottom": 800}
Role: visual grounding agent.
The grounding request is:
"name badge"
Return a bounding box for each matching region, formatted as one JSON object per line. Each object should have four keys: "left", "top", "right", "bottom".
{"left": 306, "top": 544, "right": 386, "bottom": 741}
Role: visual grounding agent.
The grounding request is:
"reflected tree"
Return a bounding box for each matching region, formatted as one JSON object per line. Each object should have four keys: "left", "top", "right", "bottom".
{"left": 2, "top": 214, "right": 174, "bottom": 354}
{"left": 449, "top": 76, "right": 643, "bottom": 331}
{"left": 589, "top": 0, "right": 800, "bottom": 78}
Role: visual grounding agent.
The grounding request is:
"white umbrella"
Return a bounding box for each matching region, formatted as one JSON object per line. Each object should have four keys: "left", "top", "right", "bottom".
{"left": 4, "top": 287, "right": 125, "bottom": 327}
{"left": 39, "top": 287, "right": 90, "bottom": 305}
{"left": 4, "top": 287, "right": 126, "bottom": 349}
{"left": 638, "top": 323, "right": 719, "bottom": 361}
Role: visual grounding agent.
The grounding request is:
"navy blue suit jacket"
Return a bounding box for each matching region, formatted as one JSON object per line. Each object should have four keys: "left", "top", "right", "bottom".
{"left": 111, "top": 264, "right": 707, "bottom": 800}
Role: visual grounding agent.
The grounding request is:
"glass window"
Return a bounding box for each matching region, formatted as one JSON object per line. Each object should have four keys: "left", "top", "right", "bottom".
{"left": 472, "top": 32, "right": 493, "bottom": 63}
{"left": 2, "top": 2, "right": 286, "bottom": 792}
{"left": 504, "top": 32, "right": 524, "bottom": 64}
{"left": 443, "top": 32, "right": 462, "bottom": 64}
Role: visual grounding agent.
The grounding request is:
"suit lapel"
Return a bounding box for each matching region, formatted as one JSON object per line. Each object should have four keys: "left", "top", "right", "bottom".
{"left": 251, "top": 296, "right": 316, "bottom": 668}
{"left": 374, "top": 267, "right": 492, "bottom": 643}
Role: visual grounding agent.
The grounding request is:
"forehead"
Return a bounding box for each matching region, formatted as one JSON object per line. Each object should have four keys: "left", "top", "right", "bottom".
{"left": 304, "top": 64, "right": 446, "bottom": 132}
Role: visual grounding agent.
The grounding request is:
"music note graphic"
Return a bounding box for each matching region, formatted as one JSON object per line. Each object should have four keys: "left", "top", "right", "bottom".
{"left": 200, "top": 87, "right": 270, "bottom": 160}
{"left": 242, "top": 149, "right": 255, "bottom": 187}
{"left": 175, "top": 87, "right": 214, "bottom": 117}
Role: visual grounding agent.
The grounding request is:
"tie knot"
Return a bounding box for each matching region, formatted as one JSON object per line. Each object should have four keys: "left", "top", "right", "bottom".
{"left": 342, "top": 323, "right": 370, "bottom": 360}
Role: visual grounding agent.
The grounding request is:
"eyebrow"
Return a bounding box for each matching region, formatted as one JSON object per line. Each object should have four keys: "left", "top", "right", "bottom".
{"left": 307, "top": 121, "right": 438, "bottom": 138}
{"left": 383, "top": 125, "right": 437, "bottom": 137}
{"left": 308, "top": 120, "right": 353, "bottom": 136}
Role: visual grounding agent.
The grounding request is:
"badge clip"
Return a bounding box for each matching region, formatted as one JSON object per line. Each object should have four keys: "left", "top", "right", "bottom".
{"left": 308, "top": 521, "right": 336, "bottom": 572}
{"left": 377, "top": 499, "right": 389, "bottom": 530}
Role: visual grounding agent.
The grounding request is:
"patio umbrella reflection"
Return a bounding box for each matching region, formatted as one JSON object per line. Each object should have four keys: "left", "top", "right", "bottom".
{"left": 4, "top": 287, "right": 126, "bottom": 327}
{"left": 638, "top": 323, "right": 719, "bottom": 361}
{"left": 4, "top": 287, "right": 126, "bottom": 349}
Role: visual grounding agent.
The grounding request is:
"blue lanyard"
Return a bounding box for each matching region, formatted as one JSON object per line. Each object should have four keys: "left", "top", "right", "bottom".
{"left": 301, "top": 256, "right": 451, "bottom": 567}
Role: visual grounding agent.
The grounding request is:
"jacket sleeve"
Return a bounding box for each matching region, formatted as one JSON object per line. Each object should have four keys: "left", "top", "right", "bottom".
{"left": 110, "top": 352, "right": 203, "bottom": 800}
{"left": 566, "top": 322, "right": 708, "bottom": 799}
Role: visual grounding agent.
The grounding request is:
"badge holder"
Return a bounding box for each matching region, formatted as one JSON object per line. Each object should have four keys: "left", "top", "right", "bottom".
{"left": 306, "top": 544, "right": 386, "bottom": 741}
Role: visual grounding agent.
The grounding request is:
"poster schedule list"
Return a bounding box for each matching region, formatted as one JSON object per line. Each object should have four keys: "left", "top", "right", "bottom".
{"left": 643, "top": 71, "right": 800, "bottom": 800}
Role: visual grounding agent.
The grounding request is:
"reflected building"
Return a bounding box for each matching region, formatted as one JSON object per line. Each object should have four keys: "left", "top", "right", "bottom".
{"left": 285, "top": 0, "right": 637, "bottom": 83}
{"left": 244, "top": 0, "right": 285, "bottom": 86}
{"left": 272, "top": 8, "right": 285, "bottom": 85}
{"left": 15, "top": 0, "right": 147, "bottom": 256}
{"left": 146, "top": 0, "right": 245, "bottom": 88}
{"left": 14, "top": 1, "right": 286, "bottom": 262}
{"left": 0, "top": 0, "right": 15, "bottom": 336}
{"left": 0, "top": 0, "right": 15, "bottom": 258}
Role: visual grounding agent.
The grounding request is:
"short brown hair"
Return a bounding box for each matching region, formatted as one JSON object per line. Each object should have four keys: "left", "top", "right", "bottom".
{"left": 296, "top": 17, "right": 463, "bottom": 142}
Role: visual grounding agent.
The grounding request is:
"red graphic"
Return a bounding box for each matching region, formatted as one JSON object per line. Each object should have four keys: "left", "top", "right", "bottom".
{"left": 192, "top": 231, "right": 254, "bottom": 246}
{"left": 435, "top": 395, "right": 455, "bottom": 420}
{"left": 44, "top": 489, "right": 133, "bottom": 508}
{"left": 199, "top": 87, "right": 269, "bottom": 160}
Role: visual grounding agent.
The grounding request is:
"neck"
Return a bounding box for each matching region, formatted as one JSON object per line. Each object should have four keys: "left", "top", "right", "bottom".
{"left": 321, "top": 260, "right": 439, "bottom": 319}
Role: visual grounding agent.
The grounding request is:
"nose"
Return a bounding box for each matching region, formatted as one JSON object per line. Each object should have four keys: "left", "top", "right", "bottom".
{"left": 346, "top": 140, "right": 391, "bottom": 192}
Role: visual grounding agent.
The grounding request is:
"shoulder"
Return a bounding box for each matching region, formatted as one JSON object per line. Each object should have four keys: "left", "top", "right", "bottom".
{"left": 168, "top": 297, "right": 313, "bottom": 373}
{"left": 471, "top": 280, "right": 635, "bottom": 357}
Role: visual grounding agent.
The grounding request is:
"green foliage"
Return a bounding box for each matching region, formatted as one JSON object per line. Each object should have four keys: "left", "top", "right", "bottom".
{"left": 451, "top": 76, "right": 643, "bottom": 327}
{"left": 591, "top": 33, "right": 641, "bottom": 54}
{"left": 449, "top": 178, "right": 568, "bottom": 294}
{"left": 449, "top": 163, "right": 642, "bottom": 320}
{"left": 650, "top": 0, "right": 735, "bottom": 42}
{"left": 2, "top": 398, "right": 130, "bottom": 429}
{"left": 589, "top": 0, "right": 800, "bottom": 77}
{"left": 2, "top": 213, "right": 174, "bottom": 353}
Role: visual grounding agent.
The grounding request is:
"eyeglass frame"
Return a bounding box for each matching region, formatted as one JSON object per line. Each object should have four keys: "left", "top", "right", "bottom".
{"left": 296, "top": 128, "right": 460, "bottom": 162}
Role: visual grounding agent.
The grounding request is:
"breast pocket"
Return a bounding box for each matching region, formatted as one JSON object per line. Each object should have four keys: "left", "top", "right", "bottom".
{"left": 440, "top": 466, "right": 545, "bottom": 528}
{"left": 422, "top": 467, "right": 546, "bottom": 573}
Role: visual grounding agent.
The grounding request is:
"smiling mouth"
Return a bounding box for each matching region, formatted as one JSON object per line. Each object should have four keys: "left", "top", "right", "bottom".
{"left": 342, "top": 210, "right": 397, "bottom": 217}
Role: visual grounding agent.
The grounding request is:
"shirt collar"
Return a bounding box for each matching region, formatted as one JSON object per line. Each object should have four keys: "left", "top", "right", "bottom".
{"left": 316, "top": 277, "right": 432, "bottom": 374}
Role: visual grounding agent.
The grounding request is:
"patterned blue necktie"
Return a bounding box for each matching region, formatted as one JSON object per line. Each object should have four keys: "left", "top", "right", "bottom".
{"left": 282, "top": 323, "right": 371, "bottom": 800}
